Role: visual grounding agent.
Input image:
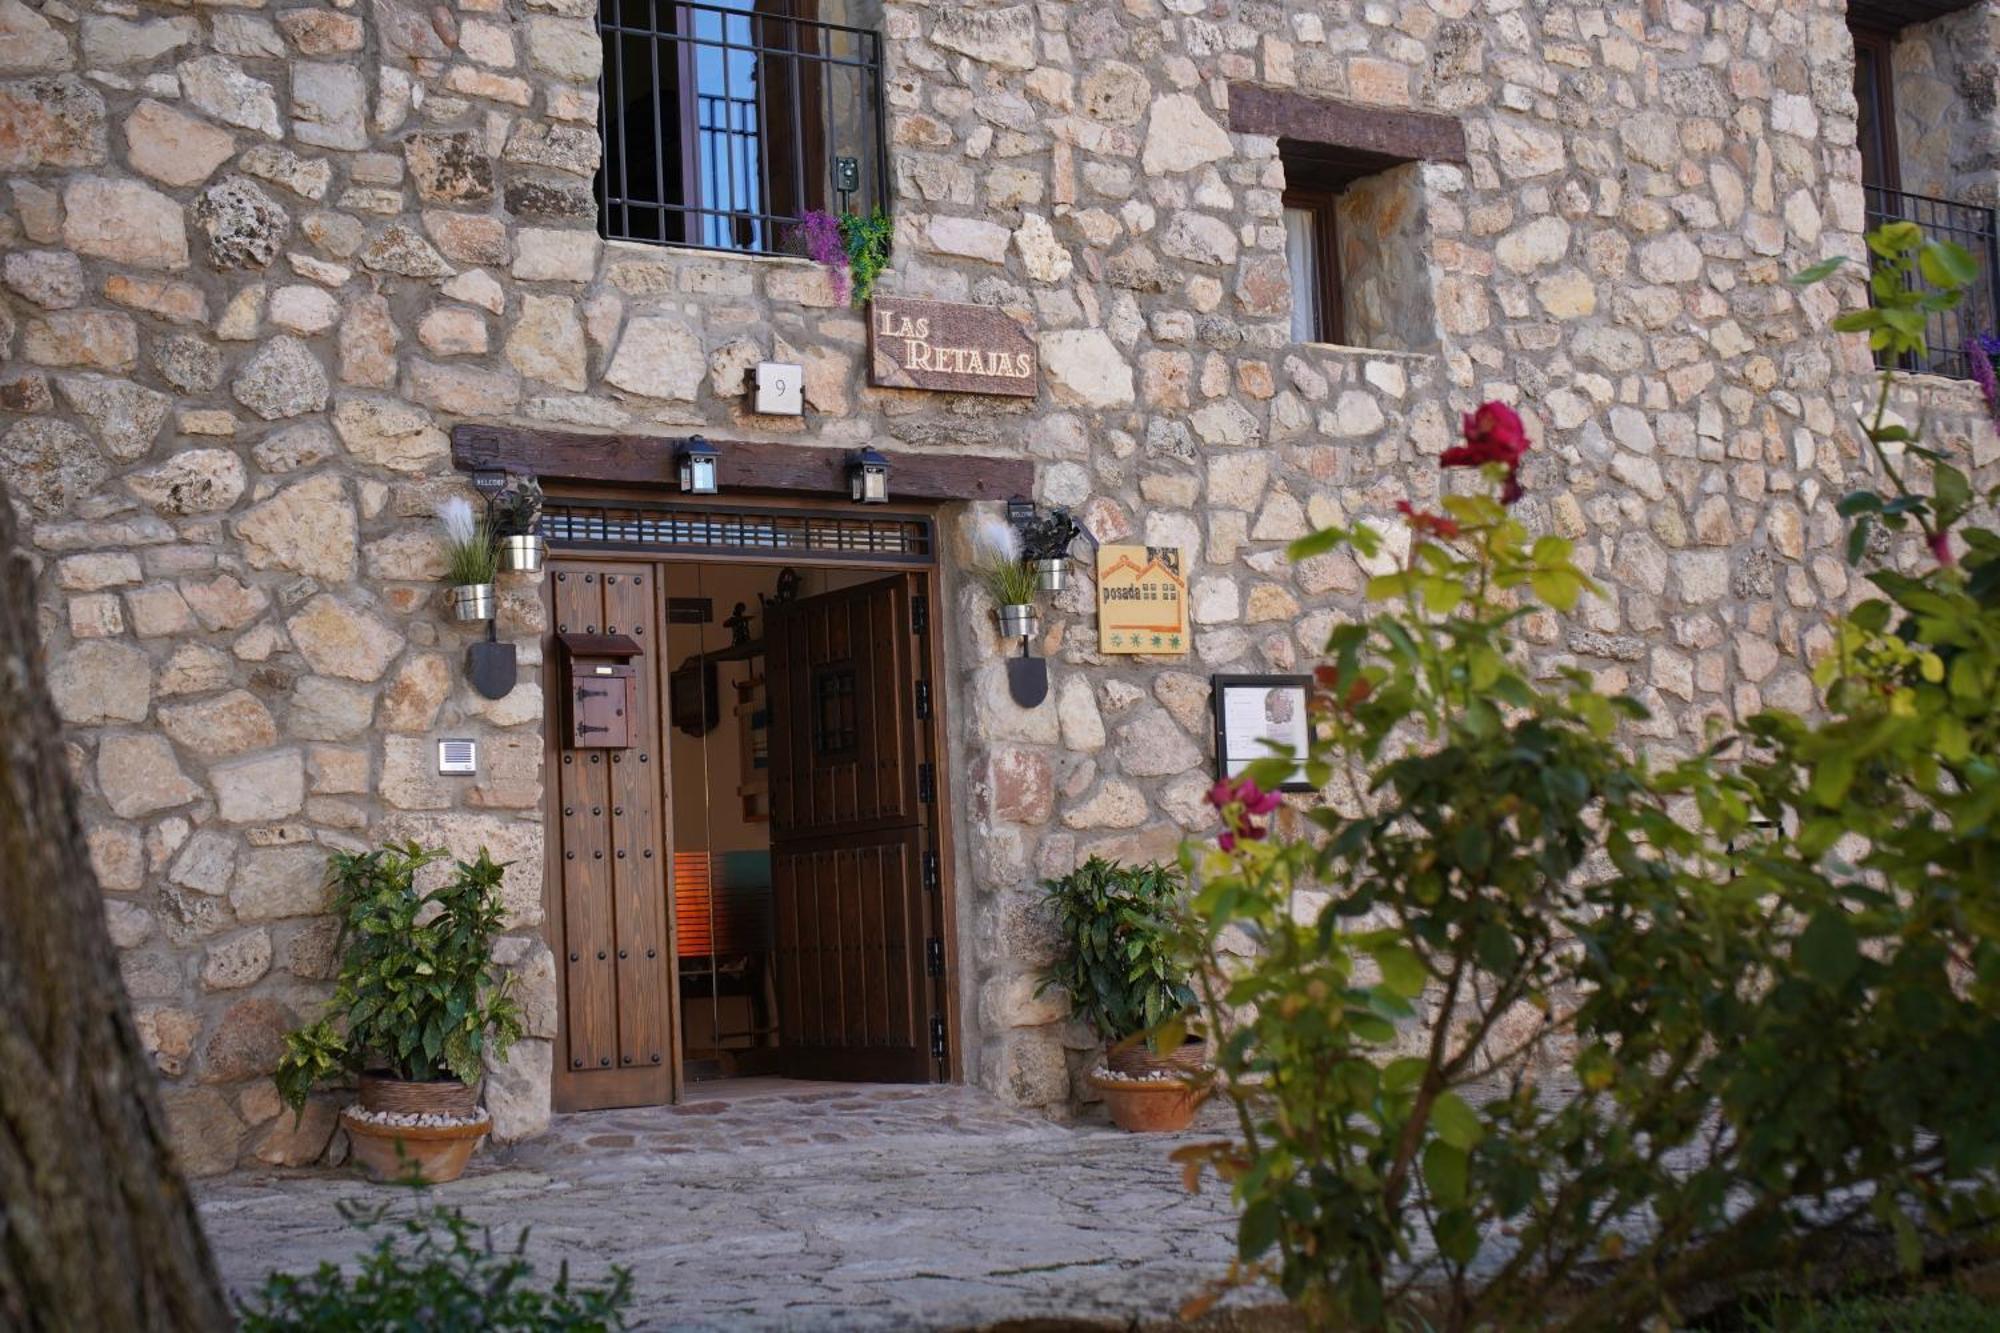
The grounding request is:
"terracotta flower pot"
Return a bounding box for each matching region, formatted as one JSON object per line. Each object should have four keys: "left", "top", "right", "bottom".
{"left": 344, "top": 1076, "right": 488, "bottom": 1183}
{"left": 1090, "top": 1070, "right": 1207, "bottom": 1133}
{"left": 341, "top": 1109, "right": 491, "bottom": 1184}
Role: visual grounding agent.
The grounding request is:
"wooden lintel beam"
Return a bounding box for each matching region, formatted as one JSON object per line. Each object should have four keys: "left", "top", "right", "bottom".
{"left": 1227, "top": 83, "right": 1468, "bottom": 164}
{"left": 451, "top": 423, "right": 1035, "bottom": 503}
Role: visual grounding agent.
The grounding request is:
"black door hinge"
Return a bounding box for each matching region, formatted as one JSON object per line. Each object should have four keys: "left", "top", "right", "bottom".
{"left": 917, "top": 763, "right": 934, "bottom": 804}
{"left": 923, "top": 850, "right": 940, "bottom": 893}
{"left": 930, "top": 1013, "right": 948, "bottom": 1062}
{"left": 925, "top": 937, "right": 945, "bottom": 978}
{"left": 914, "top": 679, "right": 931, "bottom": 721}
{"left": 910, "top": 594, "right": 928, "bottom": 636}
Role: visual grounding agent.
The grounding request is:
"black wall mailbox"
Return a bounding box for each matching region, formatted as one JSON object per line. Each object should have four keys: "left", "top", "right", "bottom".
{"left": 559, "top": 632, "right": 642, "bottom": 749}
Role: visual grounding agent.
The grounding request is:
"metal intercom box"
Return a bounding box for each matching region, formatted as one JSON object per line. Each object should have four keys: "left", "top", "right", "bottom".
{"left": 558, "top": 632, "right": 642, "bottom": 749}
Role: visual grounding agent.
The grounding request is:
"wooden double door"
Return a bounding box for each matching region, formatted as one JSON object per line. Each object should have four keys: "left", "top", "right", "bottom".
{"left": 547, "top": 559, "right": 949, "bottom": 1112}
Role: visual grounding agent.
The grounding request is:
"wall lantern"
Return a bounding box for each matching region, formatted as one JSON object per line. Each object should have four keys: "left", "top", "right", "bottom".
{"left": 849, "top": 446, "right": 891, "bottom": 504}
{"left": 677, "top": 435, "right": 720, "bottom": 495}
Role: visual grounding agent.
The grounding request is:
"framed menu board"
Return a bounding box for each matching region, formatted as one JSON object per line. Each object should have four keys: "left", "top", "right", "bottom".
{"left": 1211, "top": 674, "right": 1313, "bottom": 791}
{"left": 1095, "top": 544, "right": 1187, "bottom": 654}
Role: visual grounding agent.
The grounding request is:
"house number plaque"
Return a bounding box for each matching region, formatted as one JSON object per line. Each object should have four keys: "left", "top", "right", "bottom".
{"left": 867, "top": 297, "right": 1038, "bottom": 397}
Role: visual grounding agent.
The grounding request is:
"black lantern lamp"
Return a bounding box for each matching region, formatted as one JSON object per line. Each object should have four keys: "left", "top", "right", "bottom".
{"left": 849, "top": 446, "right": 890, "bottom": 504}
{"left": 677, "top": 435, "right": 719, "bottom": 495}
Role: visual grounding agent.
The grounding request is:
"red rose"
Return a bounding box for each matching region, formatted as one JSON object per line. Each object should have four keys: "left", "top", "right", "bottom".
{"left": 1440, "top": 401, "right": 1530, "bottom": 505}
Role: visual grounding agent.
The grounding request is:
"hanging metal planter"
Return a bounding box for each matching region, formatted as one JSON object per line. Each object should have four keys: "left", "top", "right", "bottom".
{"left": 497, "top": 534, "right": 546, "bottom": 574}
{"left": 996, "top": 603, "right": 1039, "bottom": 639}
{"left": 1030, "top": 557, "right": 1066, "bottom": 592}
{"left": 448, "top": 582, "right": 496, "bottom": 622}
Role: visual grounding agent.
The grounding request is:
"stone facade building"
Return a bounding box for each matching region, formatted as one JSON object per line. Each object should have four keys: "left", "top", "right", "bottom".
{"left": 3, "top": 0, "right": 1997, "bottom": 1175}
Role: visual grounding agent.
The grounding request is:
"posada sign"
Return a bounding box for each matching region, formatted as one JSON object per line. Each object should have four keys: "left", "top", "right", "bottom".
{"left": 867, "top": 297, "right": 1038, "bottom": 397}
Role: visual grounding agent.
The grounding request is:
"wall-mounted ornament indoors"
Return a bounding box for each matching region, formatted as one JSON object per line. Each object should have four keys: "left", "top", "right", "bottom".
{"left": 1095, "top": 545, "right": 1188, "bottom": 655}
{"left": 868, "top": 297, "right": 1038, "bottom": 397}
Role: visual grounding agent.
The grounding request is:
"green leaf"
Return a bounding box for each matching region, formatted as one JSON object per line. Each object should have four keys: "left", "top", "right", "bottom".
{"left": 1831, "top": 309, "right": 1883, "bottom": 333}
{"left": 1430, "top": 1091, "right": 1483, "bottom": 1150}
{"left": 1239, "top": 1199, "right": 1281, "bottom": 1261}
{"left": 1787, "top": 255, "right": 1848, "bottom": 286}
{"left": 1847, "top": 515, "right": 1875, "bottom": 566}
{"left": 1810, "top": 752, "right": 1855, "bottom": 807}
{"left": 1371, "top": 944, "right": 1426, "bottom": 998}
{"left": 1835, "top": 490, "right": 1884, "bottom": 517}
{"left": 1530, "top": 570, "right": 1583, "bottom": 611}
{"left": 1382, "top": 1057, "right": 1427, "bottom": 1093}
{"left": 1797, "top": 910, "right": 1861, "bottom": 990}
{"left": 1285, "top": 527, "right": 1347, "bottom": 561}
{"left": 1918, "top": 239, "right": 1979, "bottom": 289}
{"left": 1423, "top": 1140, "right": 1469, "bottom": 1208}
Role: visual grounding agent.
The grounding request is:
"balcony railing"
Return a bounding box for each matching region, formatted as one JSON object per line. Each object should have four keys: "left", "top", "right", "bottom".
{"left": 598, "top": 0, "right": 888, "bottom": 255}
{"left": 1862, "top": 185, "right": 2000, "bottom": 381}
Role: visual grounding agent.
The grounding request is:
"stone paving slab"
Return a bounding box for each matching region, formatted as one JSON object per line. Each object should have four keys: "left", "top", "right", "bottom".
{"left": 198, "top": 1084, "right": 1263, "bottom": 1330}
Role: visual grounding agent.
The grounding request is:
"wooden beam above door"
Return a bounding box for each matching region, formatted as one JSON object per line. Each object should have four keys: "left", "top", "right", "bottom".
{"left": 452, "top": 424, "right": 1035, "bottom": 503}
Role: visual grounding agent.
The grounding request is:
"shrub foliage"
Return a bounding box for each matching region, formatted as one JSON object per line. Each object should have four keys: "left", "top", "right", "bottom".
{"left": 1176, "top": 226, "right": 2000, "bottom": 1330}
{"left": 275, "top": 843, "right": 524, "bottom": 1112}
{"left": 237, "top": 1204, "right": 632, "bottom": 1332}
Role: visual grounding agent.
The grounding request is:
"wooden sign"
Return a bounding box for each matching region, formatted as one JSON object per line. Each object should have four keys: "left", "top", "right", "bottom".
{"left": 868, "top": 297, "right": 1038, "bottom": 397}
{"left": 1096, "top": 545, "right": 1188, "bottom": 655}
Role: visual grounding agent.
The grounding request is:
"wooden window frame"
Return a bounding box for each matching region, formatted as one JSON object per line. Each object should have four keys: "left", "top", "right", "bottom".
{"left": 597, "top": 0, "right": 890, "bottom": 255}
{"left": 1283, "top": 187, "right": 1345, "bottom": 347}
{"left": 1851, "top": 25, "right": 1903, "bottom": 194}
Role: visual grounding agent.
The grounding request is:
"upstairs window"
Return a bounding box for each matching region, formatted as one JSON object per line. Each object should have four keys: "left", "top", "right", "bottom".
{"left": 1283, "top": 190, "right": 1341, "bottom": 345}
{"left": 1280, "top": 147, "right": 1437, "bottom": 354}
{"left": 598, "top": 0, "right": 888, "bottom": 253}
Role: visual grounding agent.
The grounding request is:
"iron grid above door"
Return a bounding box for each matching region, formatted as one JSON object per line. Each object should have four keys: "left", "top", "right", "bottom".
{"left": 541, "top": 498, "right": 934, "bottom": 564}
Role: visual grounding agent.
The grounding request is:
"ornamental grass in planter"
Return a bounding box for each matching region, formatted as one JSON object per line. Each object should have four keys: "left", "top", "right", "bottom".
{"left": 275, "top": 842, "right": 523, "bottom": 1184}
{"left": 1036, "top": 856, "right": 1207, "bottom": 1132}
{"left": 439, "top": 496, "right": 498, "bottom": 622}
{"left": 970, "top": 512, "right": 1042, "bottom": 639}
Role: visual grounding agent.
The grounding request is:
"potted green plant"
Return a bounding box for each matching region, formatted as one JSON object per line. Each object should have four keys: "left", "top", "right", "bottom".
{"left": 492, "top": 476, "right": 545, "bottom": 575}
{"left": 439, "top": 496, "right": 498, "bottom": 621}
{"left": 275, "top": 842, "right": 524, "bottom": 1183}
{"left": 970, "top": 512, "right": 1041, "bottom": 639}
{"left": 1019, "top": 508, "right": 1083, "bottom": 592}
{"left": 1037, "top": 856, "right": 1206, "bottom": 1132}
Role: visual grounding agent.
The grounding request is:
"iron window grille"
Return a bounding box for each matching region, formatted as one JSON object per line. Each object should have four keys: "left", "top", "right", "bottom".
{"left": 542, "top": 498, "right": 933, "bottom": 563}
{"left": 597, "top": 0, "right": 889, "bottom": 254}
{"left": 1863, "top": 185, "right": 2000, "bottom": 382}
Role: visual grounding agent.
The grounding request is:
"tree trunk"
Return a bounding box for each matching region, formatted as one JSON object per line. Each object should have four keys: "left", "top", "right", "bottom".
{"left": 0, "top": 483, "right": 231, "bottom": 1330}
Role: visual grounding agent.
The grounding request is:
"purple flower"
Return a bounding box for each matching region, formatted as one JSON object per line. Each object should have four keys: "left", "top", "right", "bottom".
{"left": 796, "top": 209, "right": 850, "bottom": 304}
{"left": 1970, "top": 335, "right": 1999, "bottom": 425}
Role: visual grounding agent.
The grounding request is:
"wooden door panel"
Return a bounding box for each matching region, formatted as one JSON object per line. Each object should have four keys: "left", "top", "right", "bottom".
{"left": 768, "top": 577, "right": 917, "bottom": 837}
{"left": 771, "top": 827, "right": 928, "bottom": 1082}
{"left": 549, "top": 562, "right": 673, "bottom": 1110}
{"left": 604, "top": 569, "right": 669, "bottom": 1076}
{"left": 553, "top": 571, "right": 618, "bottom": 1079}
{"left": 767, "top": 573, "right": 937, "bottom": 1083}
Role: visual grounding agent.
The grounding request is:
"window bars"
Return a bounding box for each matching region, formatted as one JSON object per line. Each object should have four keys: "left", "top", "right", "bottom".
{"left": 1863, "top": 185, "right": 2000, "bottom": 382}
{"left": 542, "top": 499, "right": 934, "bottom": 563}
{"left": 597, "top": 0, "right": 888, "bottom": 254}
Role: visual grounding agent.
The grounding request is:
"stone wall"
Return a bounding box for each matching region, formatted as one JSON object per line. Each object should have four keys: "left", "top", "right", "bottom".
{"left": 1891, "top": 1, "right": 2000, "bottom": 206}
{"left": 3, "top": 0, "right": 1997, "bottom": 1173}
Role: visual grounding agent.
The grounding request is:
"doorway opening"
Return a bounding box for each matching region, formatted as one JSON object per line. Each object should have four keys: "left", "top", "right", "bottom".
{"left": 542, "top": 498, "right": 954, "bottom": 1113}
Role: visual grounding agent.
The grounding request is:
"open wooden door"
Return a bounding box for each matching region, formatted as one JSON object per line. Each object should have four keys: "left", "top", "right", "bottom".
{"left": 765, "top": 573, "right": 944, "bottom": 1082}
{"left": 547, "top": 562, "right": 675, "bottom": 1112}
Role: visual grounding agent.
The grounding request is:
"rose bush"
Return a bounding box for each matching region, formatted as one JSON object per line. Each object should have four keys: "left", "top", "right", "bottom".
{"left": 1175, "top": 224, "right": 2000, "bottom": 1330}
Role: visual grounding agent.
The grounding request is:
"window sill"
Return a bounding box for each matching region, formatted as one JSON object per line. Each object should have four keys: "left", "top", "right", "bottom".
{"left": 1288, "top": 340, "right": 1439, "bottom": 362}
{"left": 602, "top": 236, "right": 820, "bottom": 269}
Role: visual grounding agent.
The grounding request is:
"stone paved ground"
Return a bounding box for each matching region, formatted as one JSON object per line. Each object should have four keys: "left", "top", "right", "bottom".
{"left": 198, "top": 1082, "right": 1271, "bottom": 1331}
